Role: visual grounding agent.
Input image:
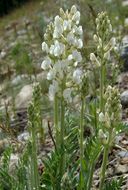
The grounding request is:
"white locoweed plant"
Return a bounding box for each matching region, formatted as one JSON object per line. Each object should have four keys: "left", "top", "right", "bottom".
{"left": 41, "top": 5, "right": 84, "bottom": 180}
{"left": 40, "top": 5, "right": 124, "bottom": 190}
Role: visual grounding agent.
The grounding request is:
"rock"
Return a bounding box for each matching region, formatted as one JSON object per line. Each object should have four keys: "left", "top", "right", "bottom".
{"left": 17, "top": 131, "right": 29, "bottom": 142}
{"left": 122, "top": 0, "right": 128, "bottom": 6}
{"left": 121, "top": 90, "right": 128, "bottom": 107}
{"left": 118, "top": 151, "right": 128, "bottom": 158}
{"left": 17, "top": 29, "right": 27, "bottom": 36}
{"left": 11, "top": 75, "right": 26, "bottom": 85}
{"left": 0, "top": 51, "right": 6, "bottom": 59}
{"left": 116, "top": 164, "right": 128, "bottom": 174}
{"left": 119, "top": 36, "right": 128, "bottom": 71}
{"left": 15, "top": 84, "right": 33, "bottom": 108}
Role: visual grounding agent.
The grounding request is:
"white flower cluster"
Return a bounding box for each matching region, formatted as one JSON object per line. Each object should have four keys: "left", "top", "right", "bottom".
{"left": 41, "top": 5, "right": 83, "bottom": 102}
{"left": 90, "top": 12, "right": 116, "bottom": 68}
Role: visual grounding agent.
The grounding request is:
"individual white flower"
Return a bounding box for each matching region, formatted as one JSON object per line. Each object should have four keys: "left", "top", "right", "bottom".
{"left": 42, "top": 42, "right": 49, "bottom": 53}
{"left": 47, "top": 69, "right": 56, "bottom": 80}
{"left": 72, "top": 11, "right": 80, "bottom": 24}
{"left": 63, "top": 88, "right": 72, "bottom": 103}
{"left": 76, "top": 39, "right": 83, "bottom": 48}
{"left": 93, "top": 34, "right": 98, "bottom": 42}
{"left": 68, "top": 54, "right": 73, "bottom": 61}
{"left": 90, "top": 53, "right": 100, "bottom": 67}
{"left": 90, "top": 53, "right": 96, "bottom": 62}
{"left": 71, "top": 5, "right": 77, "bottom": 14}
{"left": 41, "top": 57, "right": 52, "bottom": 70}
{"left": 98, "top": 129, "right": 107, "bottom": 145}
{"left": 53, "top": 29, "right": 61, "bottom": 38}
{"left": 72, "top": 50, "right": 82, "bottom": 62}
{"left": 73, "top": 25, "right": 83, "bottom": 35}
{"left": 63, "top": 20, "right": 72, "bottom": 31}
{"left": 53, "top": 60, "right": 67, "bottom": 79}
{"left": 73, "top": 69, "right": 82, "bottom": 84}
{"left": 54, "top": 15, "right": 63, "bottom": 36}
{"left": 54, "top": 15, "right": 63, "bottom": 27}
{"left": 99, "top": 112, "right": 105, "bottom": 122}
{"left": 67, "top": 31, "right": 75, "bottom": 45}
{"left": 104, "top": 37, "right": 116, "bottom": 52}
{"left": 110, "top": 37, "right": 116, "bottom": 48}
{"left": 54, "top": 41, "right": 65, "bottom": 57}
{"left": 49, "top": 45, "right": 55, "bottom": 55}
{"left": 49, "top": 80, "right": 59, "bottom": 101}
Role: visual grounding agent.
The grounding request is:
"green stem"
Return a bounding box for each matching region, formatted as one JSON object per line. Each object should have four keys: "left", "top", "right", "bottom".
{"left": 100, "top": 44, "right": 106, "bottom": 112}
{"left": 54, "top": 95, "right": 59, "bottom": 145}
{"left": 99, "top": 130, "right": 112, "bottom": 190}
{"left": 79, "top": 97, "right": 85, "bottom": 188}
{"left": 60, "top": 78, "right": 66, "bottom": 179}
{"left": 100, "top": 62, "right": 104, "bottom": 112}
{"left": 87, "top": 162, "right": 95, "bottom": 190}
{"left": 60, "top": 97, "right": 65, "bottom": 176}
{"left": 60, "top": 98, "right": 65, "bottom": 146}
{"left": 80, "top": 97, "right": 85, "bottom": 168}
{"left": 87, "top": 149, "right": 101, "bottom": 190}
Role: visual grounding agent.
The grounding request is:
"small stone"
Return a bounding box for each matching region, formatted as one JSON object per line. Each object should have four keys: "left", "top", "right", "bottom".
{"left": 17, "top": 131, "right": 30, "bottom": 142}
{"left": 15, "top": 84, "right": 33, "bottom": 108}
{"left": 121, "top": 90, "right": 128, "bottom": 107}
{"left": 118, "top": 151, "right": 128, "bottom": 158}
{"left": 116, "top": 164, "right": 128, "bottom": 174}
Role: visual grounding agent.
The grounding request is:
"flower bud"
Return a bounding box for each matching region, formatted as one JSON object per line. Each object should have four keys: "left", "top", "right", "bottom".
{"left": 71, "top": 5, "right": 77, "bottom": 14}
{"left": 93, "top": 34, "right": 98, "bottom": 42}
{"left": 99, "top": 112, "right": 105, "bottom": 122}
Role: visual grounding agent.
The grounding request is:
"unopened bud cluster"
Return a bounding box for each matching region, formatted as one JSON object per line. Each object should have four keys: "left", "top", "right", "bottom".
{"left": 41, "top": 5, "right": 83, "bottom": 102}
{"left": 90, "top": 12, "right": 116, "bottom": 68}
{"left": 98, "top": 86, "right": 122, "bottom": 144}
